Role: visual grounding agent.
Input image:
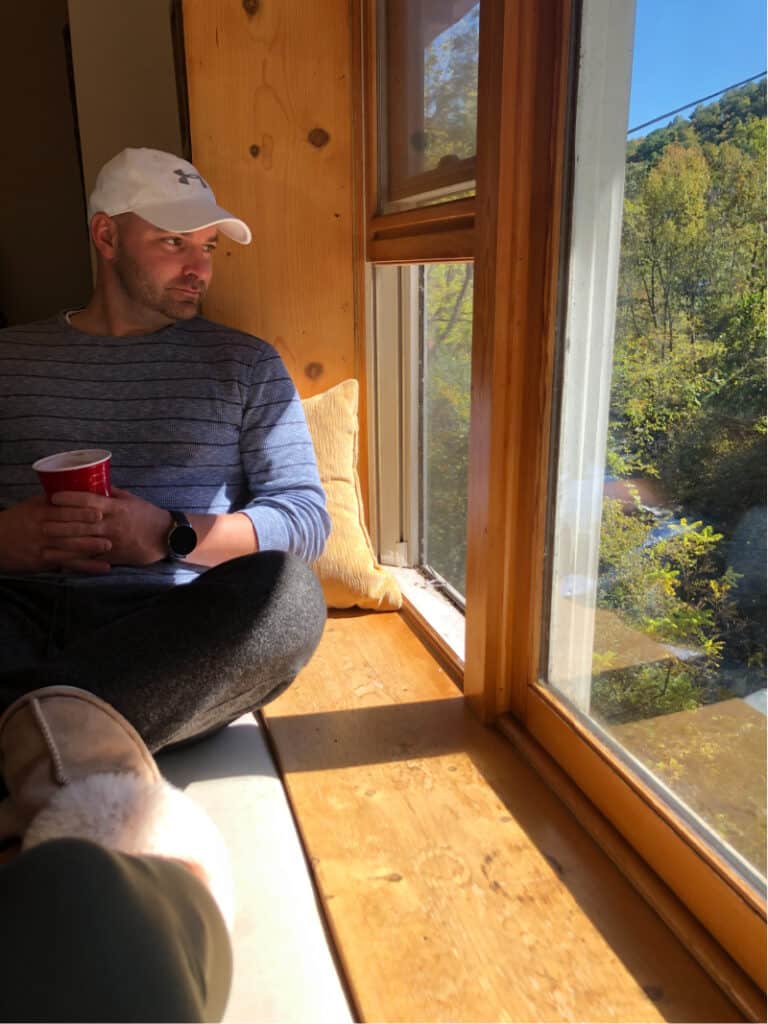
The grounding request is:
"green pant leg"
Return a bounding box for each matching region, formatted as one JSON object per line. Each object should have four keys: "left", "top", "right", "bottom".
{"left": 0, "top": 837, "right": 232, "bottom": 1023}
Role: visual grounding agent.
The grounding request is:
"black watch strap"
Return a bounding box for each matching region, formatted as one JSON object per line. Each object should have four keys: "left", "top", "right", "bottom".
{"left": 167, "top": 509, "right": 198, "bottom": 561}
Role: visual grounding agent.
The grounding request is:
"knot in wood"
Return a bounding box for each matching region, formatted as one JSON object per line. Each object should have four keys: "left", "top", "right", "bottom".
{"left": 308, "top": 128, "right": 330, "bottom": 148}
{"left": 304, "top": 362, "right": 323, "bottom": 380}
{"left": 242, "top": 0, "right": 260, "bottom": 16}
{"left": 249, "top": 144, "right": 261, "bottom": 158}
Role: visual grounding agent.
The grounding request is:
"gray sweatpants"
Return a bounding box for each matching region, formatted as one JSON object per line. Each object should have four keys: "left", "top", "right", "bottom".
{"left": 0, "top": 551, "right": 327, "bottom": 751}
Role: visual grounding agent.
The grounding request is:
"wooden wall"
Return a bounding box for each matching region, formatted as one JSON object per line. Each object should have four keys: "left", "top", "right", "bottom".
{"left": 182, "top": 0, "right": 361, "bottom": 400}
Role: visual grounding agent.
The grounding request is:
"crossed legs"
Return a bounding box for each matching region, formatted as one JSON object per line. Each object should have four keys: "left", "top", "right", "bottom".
{"left": 0, "top": 550, "right": 327, "bottom": 750}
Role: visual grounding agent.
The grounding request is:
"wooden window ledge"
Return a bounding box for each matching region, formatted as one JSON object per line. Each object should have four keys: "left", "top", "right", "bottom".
{"left": 262, "top": 610, "right": 755, "bottom": 1023}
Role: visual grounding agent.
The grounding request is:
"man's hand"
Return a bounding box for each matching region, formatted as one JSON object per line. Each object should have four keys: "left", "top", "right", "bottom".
{"left": 48, "top": 487, "right": 172, "bottom": 567}
{"left": 0, "top": 495, "right": 112, "bottom": 574}
{"left": 1, "top": 489, "right": 258, "bottom": 575}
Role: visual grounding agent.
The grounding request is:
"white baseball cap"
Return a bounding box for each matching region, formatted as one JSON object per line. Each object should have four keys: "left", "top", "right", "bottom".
{"left": 88, "top": 147, "right": 252, "bottom": 244}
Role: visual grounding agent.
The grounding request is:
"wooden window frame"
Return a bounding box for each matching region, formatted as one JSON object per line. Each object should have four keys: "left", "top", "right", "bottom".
{"left": 359, "top": 0, "right": 767, "bottom": 1004}
{"left": 364, "top": 0, "right": 475, "bottom": 262}
{"left": 382, "top": 0, "right": 477, "bottom": 206}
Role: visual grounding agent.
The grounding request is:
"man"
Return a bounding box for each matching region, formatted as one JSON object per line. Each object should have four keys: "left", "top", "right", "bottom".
{"left": 0, "top": 148, "right": 330, "bottom": 1019}
{"left": 0, "top": 147, "right": 330, "bottom": 754}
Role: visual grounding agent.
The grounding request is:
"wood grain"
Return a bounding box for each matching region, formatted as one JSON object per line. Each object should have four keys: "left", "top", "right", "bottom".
{"left": 463, "top": 0, "right": 572, "bottom": 721}
{"left": 263, "top": 612, "right": 744, "bottom": 1023}
{"left": 400, "top": 593, "right": 465, "bottom": 688}
{"left": 368, "top": 226, "right": 474, "bottom": 263}
{"left": 370, "top": 195, "right": 475, "bottom": 236}
{"left": 501, "top": 713, "right": 767, "bottom": 1022}
{"left": 526, "top": 684, "right": 767, "bottom": 991}
{"left": 182, "top": 0, "right": 361, "bottom": 398}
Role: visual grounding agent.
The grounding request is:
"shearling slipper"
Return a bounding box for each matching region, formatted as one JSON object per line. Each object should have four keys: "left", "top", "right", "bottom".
{"left": 23, "top": 772, "right": 234, "bottom": 929}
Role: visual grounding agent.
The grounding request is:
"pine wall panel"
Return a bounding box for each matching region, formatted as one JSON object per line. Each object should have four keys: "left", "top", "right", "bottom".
{"left": 182, "top": 0, "right": 361, "bottom": 399}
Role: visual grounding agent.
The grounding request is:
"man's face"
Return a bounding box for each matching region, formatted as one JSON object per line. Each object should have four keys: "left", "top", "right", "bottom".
{"left": 111, "top": 214, "right": 218, "bottom": 321}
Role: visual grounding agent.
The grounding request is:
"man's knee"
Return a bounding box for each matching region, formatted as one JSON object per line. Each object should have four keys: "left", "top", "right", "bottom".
{"left": 253, "top": 552, "right": 327, "bottom": 680}
{"left": 273, "top": 551, "right": 327, "bottom": 631}
{"left": 207, "top": 550, "right": 326, "bottom": 657}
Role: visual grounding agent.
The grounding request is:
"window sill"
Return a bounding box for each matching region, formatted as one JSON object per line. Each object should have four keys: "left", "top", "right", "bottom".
{"left": 262, "top": 610, "right": 754, "bottom": 1022}
{"left": 389, "top": 566, "right": 465, "bottom": 685}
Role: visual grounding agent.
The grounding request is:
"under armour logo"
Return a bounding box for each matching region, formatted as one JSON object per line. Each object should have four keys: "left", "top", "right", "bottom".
{"left": 173, "top": 169, "right": 209, "bottom": 189}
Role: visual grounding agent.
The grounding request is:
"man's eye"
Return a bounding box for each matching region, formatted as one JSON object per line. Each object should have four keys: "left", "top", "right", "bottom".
{"left": 204, "top": 244, "right": 218, "bottom": 253}
{"left": 164, "top": 237, "right": 183, "bottom": 247}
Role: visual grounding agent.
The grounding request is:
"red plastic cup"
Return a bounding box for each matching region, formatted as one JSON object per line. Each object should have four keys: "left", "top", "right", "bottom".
{"left": 33, "top": 449, "right": 112, "bottom": 499}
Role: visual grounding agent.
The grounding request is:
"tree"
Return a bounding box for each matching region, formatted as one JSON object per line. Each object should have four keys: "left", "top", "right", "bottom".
{"left": 423, "top": 5, "right": 479, "bottom": 170}
{"left": 599, "top": 79, "right": 766, "bottom": 725}
{"left": 423, "top": 263, "right": 473, "bottom": 594}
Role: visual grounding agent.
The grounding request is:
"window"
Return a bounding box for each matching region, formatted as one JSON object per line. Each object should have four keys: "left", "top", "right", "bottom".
{"left": 366, "top": 1, "right": 480, "bottom": 665}
{"left": 367, "top": 262, "right": 472, "bottom": 654}
{"left": 546, "top": 0, "right": 766, "bottom": 888}
{"left": 365, "top": 0, "right": 478, "bottom": 263}
{"left": 365, "top": 0, "right": 766, "bottom": 998}
{"left": 377, "top": 0, "right": 480, "bottom": 211}
{"left": 498, "top": 0, "right": 767, "bottom": 989}
{"left": 422, "top": 262, "right": 474, "bottom": 597}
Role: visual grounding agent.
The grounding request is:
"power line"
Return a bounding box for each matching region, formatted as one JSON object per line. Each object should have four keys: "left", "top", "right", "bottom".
{"left": 627, "top": 70, "right": 766, "bottom": 136}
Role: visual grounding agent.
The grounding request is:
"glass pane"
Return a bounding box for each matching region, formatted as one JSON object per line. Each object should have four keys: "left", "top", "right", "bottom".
{"left": 421, "top": 263, "right": 473, "bottom": 597}
{"left": 548, "top": 1, "right": 766, "bottom": 883}
{"left": 379, "top": 0, "right": 480, "bottom": 208}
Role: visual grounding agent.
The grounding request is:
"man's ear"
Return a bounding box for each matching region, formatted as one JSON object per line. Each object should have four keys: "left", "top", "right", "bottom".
{"left": 90, "top": 213, "right": 120, "bottom": 262}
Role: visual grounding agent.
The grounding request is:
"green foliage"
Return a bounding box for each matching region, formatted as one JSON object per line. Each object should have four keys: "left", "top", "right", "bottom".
{"left": 608, "top": 335, "right": 720, "bottom": 476}
{"left": 423, "top": 263, "right": 473, "bottom": 594}
{"left": 593, "top": 499, "right": 746, "bottom": 723}
{"left": 564, "top": 80, "right": 767, "bottom": 872}
{"left": 417, "top": 69, "right": 766, "bottom": 740}
{"left": 596, "top": 84, "right": 766, "bottom": 726}
{"left": 626, "top": 80, "right": 766, "bottom": 167}
{"left": 690, "top": 79, "right": 767, "bottom": 149}
{"left": 593, "top": 663, "right": 702, "bottom": 724}
{"left": 599, "top": 499, "right": 737, "bottom": 649}
{"left": 611, "top": 81, "right": 766, "bottom": 493}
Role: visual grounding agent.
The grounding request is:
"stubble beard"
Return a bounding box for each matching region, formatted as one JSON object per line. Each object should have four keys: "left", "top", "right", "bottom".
{"left": 113, "top": 248, "right": 206, "bottom": 322}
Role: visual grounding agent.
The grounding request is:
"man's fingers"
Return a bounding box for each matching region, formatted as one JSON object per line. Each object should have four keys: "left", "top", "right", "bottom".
{"left": 43, "top": 505, "right": 104, "bottom": 524}
{"left": 42, "top": 537, "right": 112, "bottom": 559}
{"left": 41, "top": 519, "right": 107, "bottom": 539}
{"left": 50, "top": 491, "right": 110, "bottom": 511}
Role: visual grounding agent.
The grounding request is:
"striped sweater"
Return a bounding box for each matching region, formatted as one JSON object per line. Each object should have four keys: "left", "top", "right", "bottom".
{"left": 0, "top": 313, "right": 330, "bottom": 587}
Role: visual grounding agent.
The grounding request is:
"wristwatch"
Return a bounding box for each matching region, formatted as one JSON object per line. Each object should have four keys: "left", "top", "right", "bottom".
{"left": 167, "top": 509, "right": 198, "bottom": 561}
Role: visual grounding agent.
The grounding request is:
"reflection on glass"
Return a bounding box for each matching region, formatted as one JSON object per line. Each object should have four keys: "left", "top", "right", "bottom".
{"left": 421, "top": 3, "right": 479, "bottom": 175}
{"left": 421, "top": 263, "right": 473, "bottom": 597}
{"left": 549, "top": 4, "right": 766, "bottom": 879}
{"left": 381, "top": 0, "right": 480, "bottom": 205}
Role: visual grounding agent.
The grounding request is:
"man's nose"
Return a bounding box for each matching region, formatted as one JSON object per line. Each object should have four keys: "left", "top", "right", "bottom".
{"left": 182, "top": 252, "right": 212, "bottom": 281}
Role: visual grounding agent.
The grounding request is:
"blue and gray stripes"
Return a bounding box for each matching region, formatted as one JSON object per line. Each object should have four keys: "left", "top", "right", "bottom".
{"left": 0, "top": 313, "right": 330, "bottom": 586}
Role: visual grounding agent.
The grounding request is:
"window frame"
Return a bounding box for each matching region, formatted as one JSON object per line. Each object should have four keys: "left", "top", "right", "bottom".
{"left": 364, "top": 0, "right": 476, "bottom": 262}
{"left": 360, "top": 0, "right": 767, "bottom": 1001}
{"left": 365, "top": 262, "right": 468, "bottom": 684}
{"left": 546, "top": 0, "right": 636, "bottom": 714}
{"left": 378, "top": 0, "right": 478, "bottom": 206}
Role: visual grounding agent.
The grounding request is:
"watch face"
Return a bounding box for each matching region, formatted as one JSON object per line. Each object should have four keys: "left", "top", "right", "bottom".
{"left": 170, "top": 523, "right": 197, "bottom": 557}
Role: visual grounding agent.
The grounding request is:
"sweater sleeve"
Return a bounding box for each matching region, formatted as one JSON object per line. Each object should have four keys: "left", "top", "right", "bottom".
{"left": 236, "top": 345, "right": 330, "bottom": 563}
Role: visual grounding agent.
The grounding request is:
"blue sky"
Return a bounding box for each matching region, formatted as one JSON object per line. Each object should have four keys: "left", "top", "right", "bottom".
{"left": 628, "top": 0, "right": 766, "bottom": 135}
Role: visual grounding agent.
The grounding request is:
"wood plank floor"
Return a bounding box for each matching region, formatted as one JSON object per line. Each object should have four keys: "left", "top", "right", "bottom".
{"left": 262, "top": 611, "right": 746, "bottom": 1023}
